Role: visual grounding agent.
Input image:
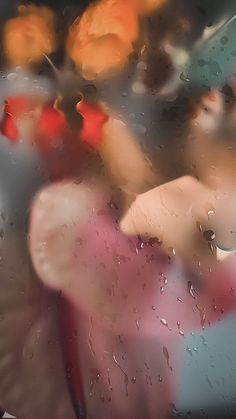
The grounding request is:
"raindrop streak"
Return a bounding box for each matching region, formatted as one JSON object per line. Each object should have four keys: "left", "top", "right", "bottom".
{"left": 112, "top": 352, "right": 129, "bottom": 396}
{"left": 186, "top": 347, "right": 193, "bottom": 357}
{"left": 163, "top": 346, "right": 173, "bottom": 371}
{"left": 201, "top": 335, "right": 208, "bottom": 347}
{"left": 188, "top": 281, "right": 196, "bottom": 298}
{"left": 196, "top": 305, "right": 206, "bottom": 329}
{"left": 88, "top": 317, "right": 95, "bottom": 357}
{"left": 107, "top": 368, "right": 113, "bottom": 391}
{"left": 170, "top": 402, "right": 178, "bottom": 413}
{"left": 206, "top": 375, "right": 213, "bottom": 389}
{"left": 146, "top": 375, "right": 152, "bottom": 386}
{"left": 177, "top": 297, "right": 183, "bottom": 303}
{"left": 144, "top": 362, "right": 150, "bottom": 371}
{"left": 177, "top": 321, "right": 185, "bottom": 336}
{"left": 89, "top": 368, "right": 102, "bottom": 397}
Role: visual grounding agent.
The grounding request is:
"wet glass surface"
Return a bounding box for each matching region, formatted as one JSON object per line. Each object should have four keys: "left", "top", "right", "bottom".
{"left": 1, "top": 1, "right": 236, "bottom": 418}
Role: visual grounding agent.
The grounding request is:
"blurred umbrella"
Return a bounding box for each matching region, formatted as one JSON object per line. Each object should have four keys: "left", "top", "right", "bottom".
{"left": 183, "top": 11, "right": 236, "bottom": 91}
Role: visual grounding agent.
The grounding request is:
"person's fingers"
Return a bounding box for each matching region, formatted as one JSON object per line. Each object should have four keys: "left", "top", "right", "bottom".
{"left": 120, "top": 175, "right": 218, "bottom": 263}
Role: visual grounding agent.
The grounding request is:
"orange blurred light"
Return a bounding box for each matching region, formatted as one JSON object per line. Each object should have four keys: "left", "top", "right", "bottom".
{"left": 3, "top": 5, "right": 58, "bottom": 68}
{"left": 66, "top": 0, "right": 139, "bottom": 80}
{"left": 130, "top": 0, "right": 167, "bottom": 15}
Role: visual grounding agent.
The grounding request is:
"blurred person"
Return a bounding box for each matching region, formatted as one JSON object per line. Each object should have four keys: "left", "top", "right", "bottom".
{"left": 28, "top": 87, "right": 236, "bottom": 418}
{"left": 1, "top": 1, "right": 236, "bottom": 418}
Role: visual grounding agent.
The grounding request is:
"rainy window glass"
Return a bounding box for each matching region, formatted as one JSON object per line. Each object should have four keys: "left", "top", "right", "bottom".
{"left": 1, "top": 1, "right": 236, "bottom": 418}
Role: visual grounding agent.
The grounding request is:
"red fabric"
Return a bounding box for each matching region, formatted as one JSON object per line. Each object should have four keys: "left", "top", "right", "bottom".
{"left": 77, "top": 100, "right": 108, "bottom": 149}
{"left": 0, "top": 96, "right": 37, "bottom": 142}
{"left": 0, "top": 113, "right": 19, "bottom": 142}
{"left": 36, "top": 106, "right": 68, "bottom": 154}
{"left": 3, "top": 96, "right": 37, "bottom": 117}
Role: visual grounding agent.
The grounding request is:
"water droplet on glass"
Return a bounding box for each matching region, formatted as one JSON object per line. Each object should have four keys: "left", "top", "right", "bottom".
{"left": 201, "top": 335, "right": 207, "bottom": 347}
{"left": 177, "top": 297, "right": 183, "bottom": 303}
{"left": 207, "top": 209, "right": 215, "bottom": 217}
{"left": 196, "top": 221, "right": 203, "bottom": 232}
{"left": 1, "top": 210, "right": 7, "bottom": 222}
{"left": 160, "top": 318, "right": 168, "bottom": 327}
{"left": 149, "top": 237, "right": 162, "bottom": 247}
{"left": 208, "top": 242, "right": 216, "bottom": 255}
{"left": 180, "top": 72, "right": 190, "bottom": 83}
{"left": 221, "top": 36, "right": 228, "bottom": 45}
{"left": 107, "top": 368, "right": 113, "bottom": 391}
{"left": 136, "top": 235, "right": 145, "bottom": 252}
{"left": 168, "top": 246, "right": 176, "bottom": 256}
{"left": 137, "top": 61, "right": 147, "bottom": 71}
{"left": 132, "top": 81, "right": 147, "bottom": 94}
{"left": 132, "top": 123, "right": 147, "bottom": 136}
{"left": 206, "top": 375, "right": 213, "bottom": 388}
{"left": 170, "top": 402, "right": 178, "bottom": 413}
{"left": 89, "top": 368, "right": 102, "bottom": 396}
{"left": 160, "top": 286, "right": 164, "bottom": 295}
{"left": 203, "top": 230, "right": 216, "bottom": 241}
{"left": 163, "top": 277, "right": 168, "bottom": 285}
{"left": 186, "top": 346, "right": 193, "bottom": 356}
{"left": 188, "top": 281, "right": 196, "bottom": 298}
{"left": 112, "top": 352, "right": 129, "bottom": 396}
{"left": 107, "top": 199, "right": 119, "bottom": 210}
{"left": 129, "top": 113, "right": 136, "bottom": 120}
{"left": 7, "top": 73, "right": 17, "bottom": 81}
{"left": 131, "top": 377, "right": 136, "bottom": 384}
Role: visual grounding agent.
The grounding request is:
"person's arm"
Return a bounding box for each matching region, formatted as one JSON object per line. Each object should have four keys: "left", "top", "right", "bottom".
{"left": 101, "top": 117, "right": 158, "bottom": 196}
